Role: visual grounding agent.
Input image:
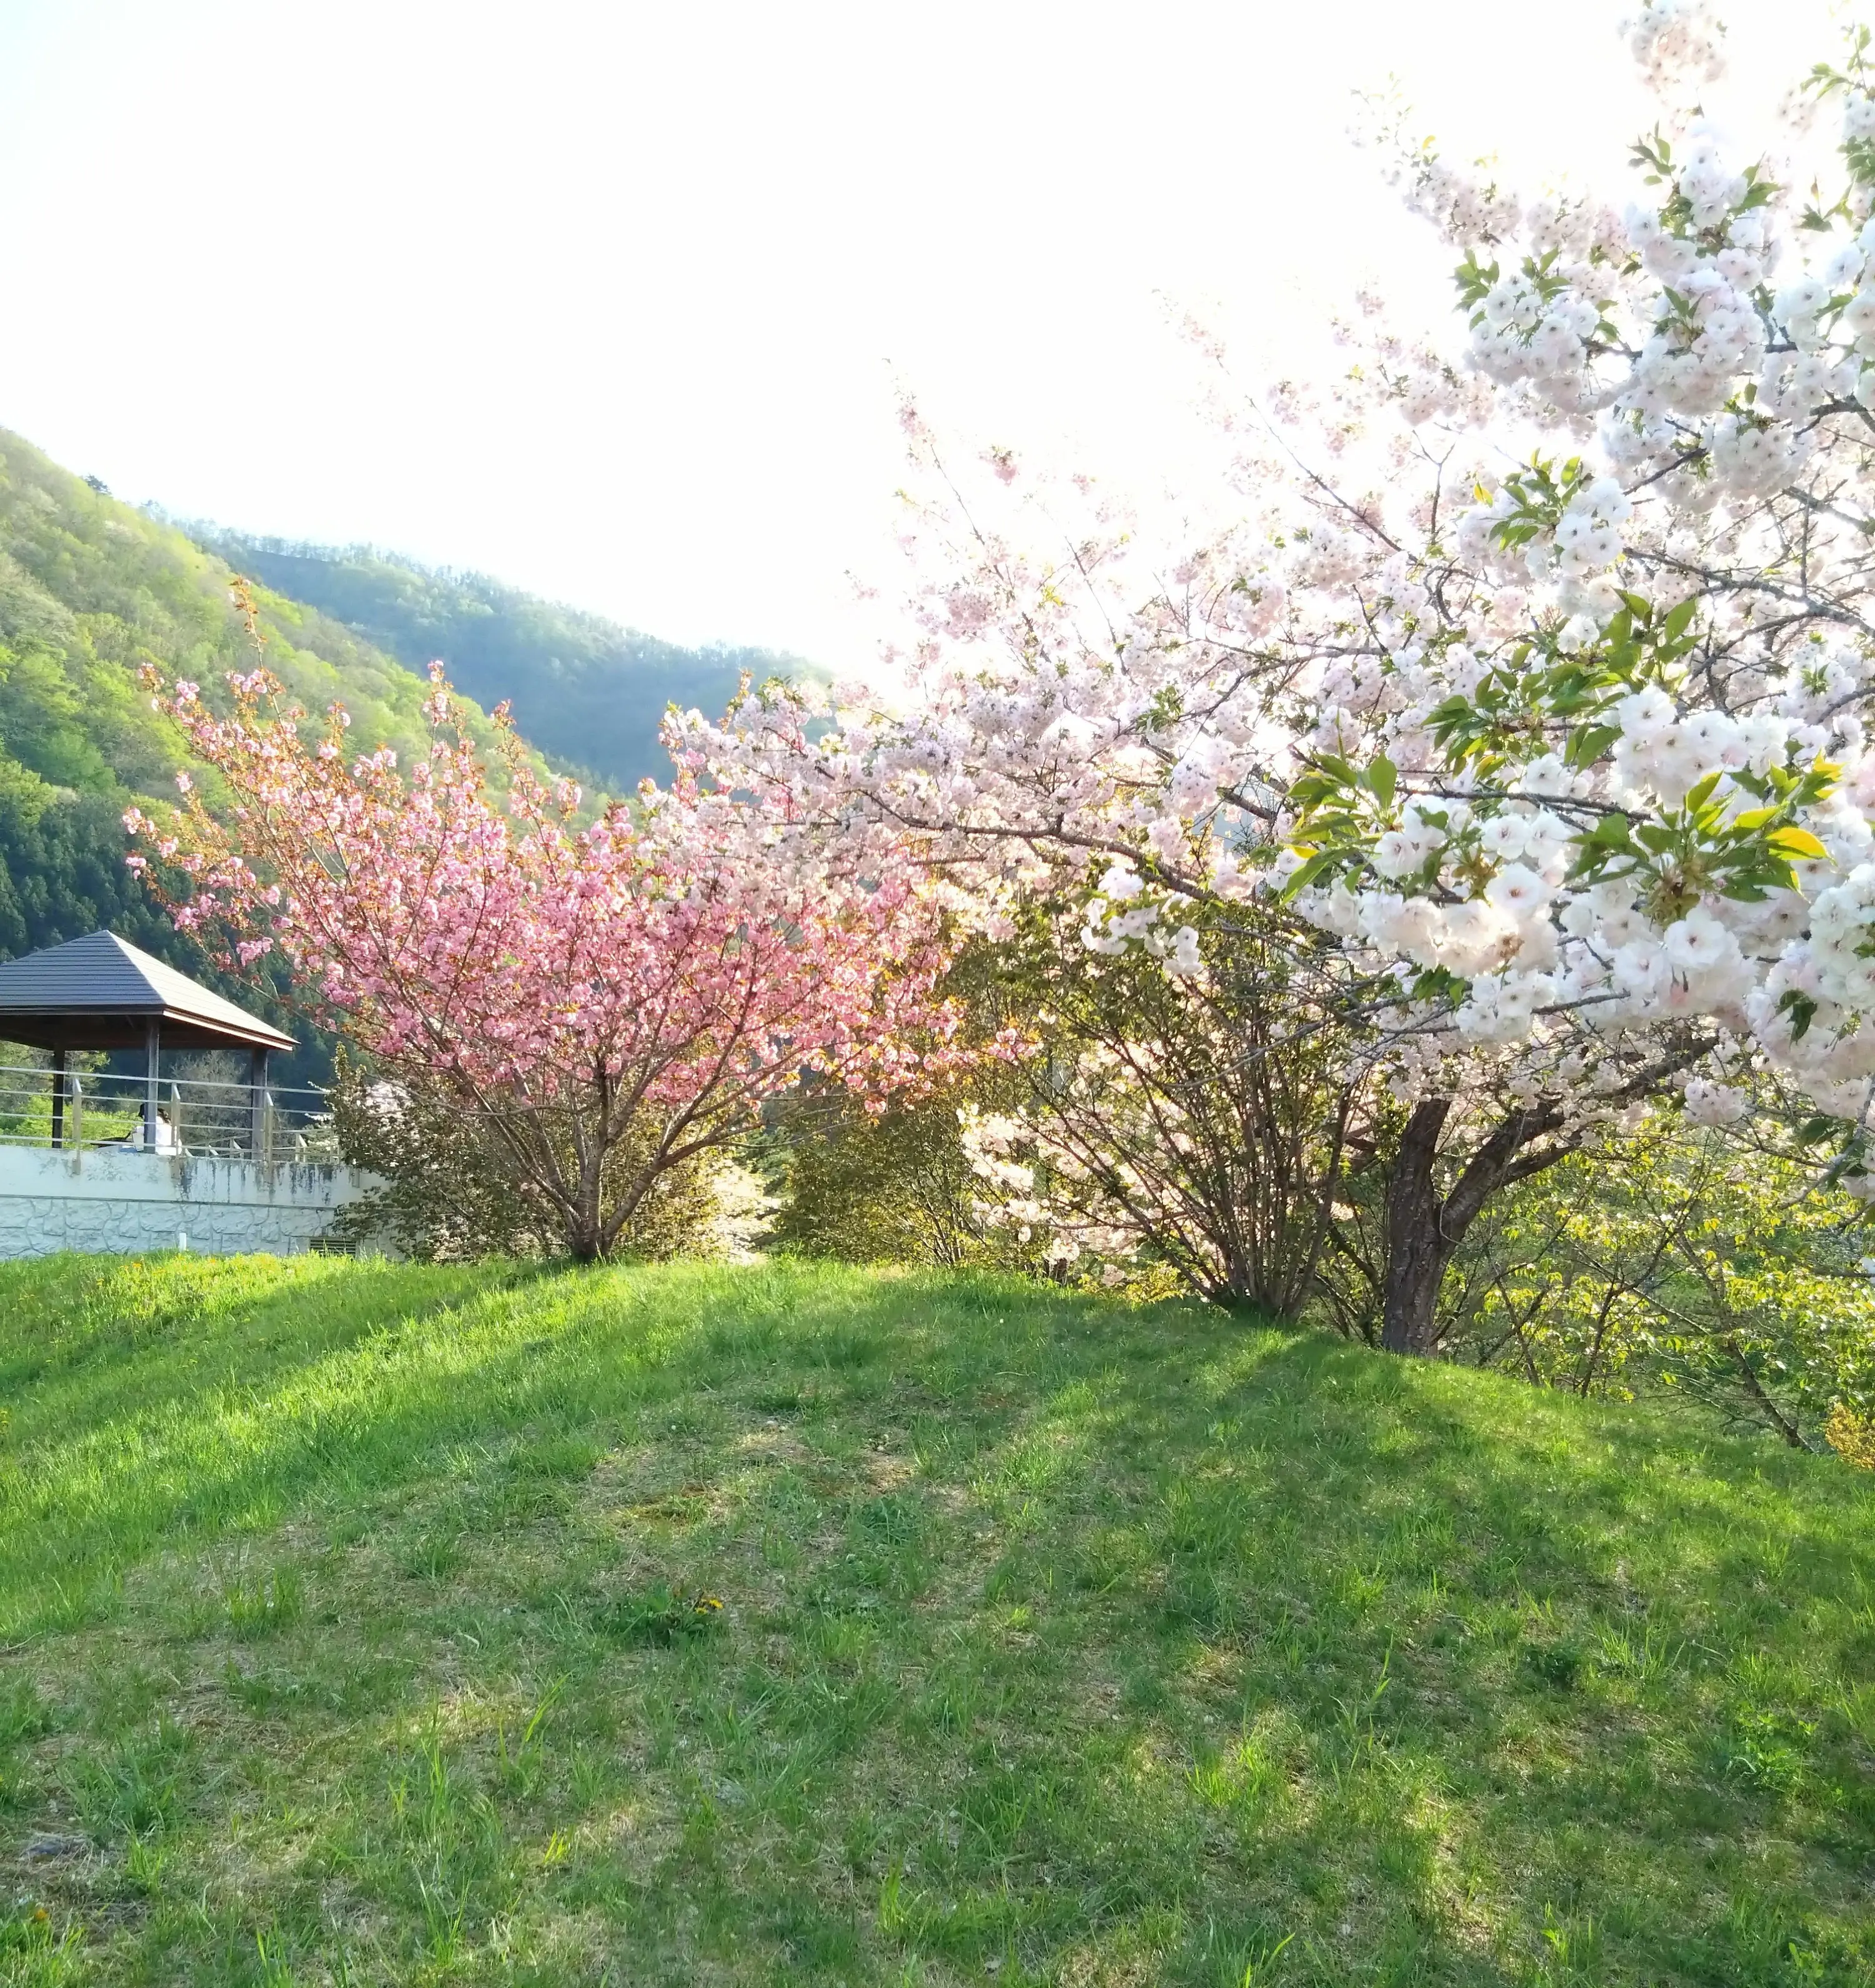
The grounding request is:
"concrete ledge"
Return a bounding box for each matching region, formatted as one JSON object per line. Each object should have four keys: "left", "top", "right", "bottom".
{"left": 0, "top": 1144, "right": 379, "bottom": 1257}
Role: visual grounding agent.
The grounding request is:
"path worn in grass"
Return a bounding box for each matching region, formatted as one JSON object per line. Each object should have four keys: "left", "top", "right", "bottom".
{"left": 0, "top": 1253, "right": 1869, "bottom": 1984}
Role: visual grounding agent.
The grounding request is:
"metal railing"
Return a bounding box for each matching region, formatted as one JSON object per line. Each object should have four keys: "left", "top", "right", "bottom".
{"left": 0, "top": 1063, "right": 336, "bottom": 1163}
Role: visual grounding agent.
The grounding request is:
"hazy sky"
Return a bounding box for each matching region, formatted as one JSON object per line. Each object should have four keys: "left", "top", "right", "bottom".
{"left": 0, "top": 0, "right": 1828, "bottom": 667}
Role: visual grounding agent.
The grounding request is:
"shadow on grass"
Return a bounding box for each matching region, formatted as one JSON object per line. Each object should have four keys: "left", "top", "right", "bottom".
{"left": 0, "top": 1257, "right": 1870, "bottom": 1983}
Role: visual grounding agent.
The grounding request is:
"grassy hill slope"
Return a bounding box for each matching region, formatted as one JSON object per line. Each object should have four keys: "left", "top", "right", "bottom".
{"left": 189, "top": 533, "right": 819, "bottom": 793}
{"left": 0, "top": 1256, "right": 1868, "bottom": 1984}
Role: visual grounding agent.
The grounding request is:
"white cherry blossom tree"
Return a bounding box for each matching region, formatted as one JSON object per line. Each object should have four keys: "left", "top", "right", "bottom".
{"left": 680, "top": 1, "right": 1875, "bottom": 1351}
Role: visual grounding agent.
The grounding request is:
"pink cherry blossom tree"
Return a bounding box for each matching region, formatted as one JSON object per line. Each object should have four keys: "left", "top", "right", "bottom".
{"left": 128, "top": 665, "right": 955, "bottom": 1262}
{"left": 678, "top": 2, "right": 1875, "bottom": 1350}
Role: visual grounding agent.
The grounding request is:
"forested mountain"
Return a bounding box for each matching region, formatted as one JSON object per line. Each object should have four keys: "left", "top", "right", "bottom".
{"left": 0, "top": 424, "right": 807, "bottom": 1078}
{"left": 189, "top": 533, "right": 819, "bottom": 791}
{"left": 0, "top": 428, "right": 533, "bottom": 1081}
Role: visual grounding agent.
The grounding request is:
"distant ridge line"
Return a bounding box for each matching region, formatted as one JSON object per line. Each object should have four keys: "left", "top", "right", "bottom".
{"left": 174, "top": 525, "right": 824, "bottom": 793}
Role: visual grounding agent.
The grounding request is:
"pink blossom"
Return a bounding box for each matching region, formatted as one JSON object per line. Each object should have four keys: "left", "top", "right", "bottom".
{"left": 131, "top": 666, "right": 960, "bottom": 1258}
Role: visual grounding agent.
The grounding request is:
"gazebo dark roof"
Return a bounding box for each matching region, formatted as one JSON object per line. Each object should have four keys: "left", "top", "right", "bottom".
{"left": 0, "top": 931, "right": 294, "bottom": 1053}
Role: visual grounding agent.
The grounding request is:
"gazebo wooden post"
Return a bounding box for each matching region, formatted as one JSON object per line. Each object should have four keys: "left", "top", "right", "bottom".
{"left": 249, "top": 1047, "right": 270, "bottom": 1163}
{"left": 49, "top": 1047, "right": 66, "bottom": 1149}
{"left": 144, "top": 1017, "right": 161, "bottom": 1151}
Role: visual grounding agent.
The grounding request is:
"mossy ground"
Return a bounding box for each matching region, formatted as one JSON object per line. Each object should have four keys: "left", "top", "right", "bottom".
{"left": 0, "top": 1253, "right": 1869, "bottom": 1984}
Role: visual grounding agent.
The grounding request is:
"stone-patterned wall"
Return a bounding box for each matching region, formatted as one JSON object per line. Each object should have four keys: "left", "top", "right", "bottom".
{"left": 0, "top": 1145, "right": 380, "bottom": 1258}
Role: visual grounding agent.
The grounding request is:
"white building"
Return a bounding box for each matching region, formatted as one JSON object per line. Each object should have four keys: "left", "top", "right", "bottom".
{"left": 0, "top": 930, "right": 378, "bottom": 1258}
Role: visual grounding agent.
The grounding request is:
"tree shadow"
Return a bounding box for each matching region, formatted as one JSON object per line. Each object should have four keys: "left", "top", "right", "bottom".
{"left": 1, "top": 1260, "right": 1869, "bottom": 1980}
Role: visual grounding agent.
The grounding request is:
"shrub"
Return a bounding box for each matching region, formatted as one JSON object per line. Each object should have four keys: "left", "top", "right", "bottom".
{"left": 329, "top": 1053, "right": 736, "bottom": 1263}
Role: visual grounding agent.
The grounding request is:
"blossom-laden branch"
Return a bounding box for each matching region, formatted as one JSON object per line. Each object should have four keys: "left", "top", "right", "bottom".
{"left": 128, "top": 664, "right": 959, "bottom": 1260}
{"left": 669, "top": 4, "right": 1875, "bottom": 1203}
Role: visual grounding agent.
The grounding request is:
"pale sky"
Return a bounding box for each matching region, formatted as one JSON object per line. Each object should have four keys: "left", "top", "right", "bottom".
{"left": 0, "top": 0, "right": 1830, "bottom": 669}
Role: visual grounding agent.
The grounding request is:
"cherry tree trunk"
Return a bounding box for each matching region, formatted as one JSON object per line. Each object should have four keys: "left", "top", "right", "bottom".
{"left": 1380, "top": 1099, "right": 1454, "bottom": 1357}
{"left": 570, "top": 1184, "right": 607, "bottom": 1262}
{"left": 1378, "top": 1095, "right": 1570, "bottom": 1356}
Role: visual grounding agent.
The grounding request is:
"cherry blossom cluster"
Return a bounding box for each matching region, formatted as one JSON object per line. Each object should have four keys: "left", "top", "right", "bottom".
{"left": 128, "top": 664, "right": 958, "bottom": 1195}
{"left": 956, "top": 1104, "right": 1142, "bottom": 1279}
{"left": 672, "top": 7, "right": 1875, "bottom": 1194}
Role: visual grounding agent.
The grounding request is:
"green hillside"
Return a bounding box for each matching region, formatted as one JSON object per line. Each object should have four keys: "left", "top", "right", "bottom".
{"left": 191, "top": 531, "right": 818, "bottom": 792}
{"left": 0, "top": 427, "right": 811, "bottom": 1057}
{"left": 0, "top": 1253, "right": 1868, "bottom": 1983}
{"left": 0, "top": 430, "right": 546, "bottom": 1078}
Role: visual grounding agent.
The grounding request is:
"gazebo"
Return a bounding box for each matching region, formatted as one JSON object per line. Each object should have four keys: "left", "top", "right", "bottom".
{"left": 0, "top": 931, "right": 294, "bottom": 1153}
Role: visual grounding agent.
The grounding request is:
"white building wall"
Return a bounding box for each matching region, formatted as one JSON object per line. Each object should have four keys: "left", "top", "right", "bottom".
{"left": 0, "top": 1145, "right": 378, "bottom": 1257}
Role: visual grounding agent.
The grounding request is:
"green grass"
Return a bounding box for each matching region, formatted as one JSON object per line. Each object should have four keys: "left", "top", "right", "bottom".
{"left": 0, "top": 1254, "right": 1869, "bottom": 1985}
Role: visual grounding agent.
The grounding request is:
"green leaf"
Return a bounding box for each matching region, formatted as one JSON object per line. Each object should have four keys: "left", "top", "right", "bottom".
{"left": 1367, "top": 755, "right": 1397, "bottom": 810}
{"left": 1587, "top": 814, "right": 1636, "bottom": 850}
{"left": 1779, "top": 989, "right": 1821, "bottom": 1043}
{"left": 1408, "top": 963, "right": 1467, "bottom": 1003}
{"left": 1768, "top": 826, "right": 1829, "bottom": 861}
{"left": 1684, "top": 772, "right": 1721, "bottom": 813}
{"left": 1279, "top": 850, "right": 1336, "bottom": 900}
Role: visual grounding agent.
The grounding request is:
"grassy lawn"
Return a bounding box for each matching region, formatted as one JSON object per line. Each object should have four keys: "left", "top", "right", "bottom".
{"left": 0, "top": 1255, "right": 1869, "bottom": 1985}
